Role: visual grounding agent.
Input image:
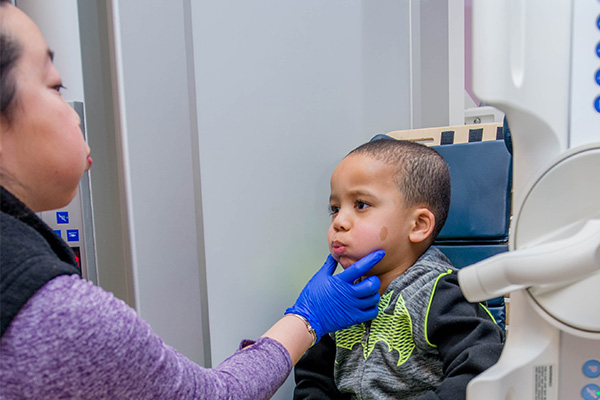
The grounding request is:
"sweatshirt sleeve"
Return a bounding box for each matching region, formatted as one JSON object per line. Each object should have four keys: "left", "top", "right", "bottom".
{"left": 293, "top": 334, "right": 349, "bottom": 399}
{"left": 416, "top": 271, "right": 504, "bottom": 400}
{"left": 0, "top": 274, "right": 291, "bottom": 400}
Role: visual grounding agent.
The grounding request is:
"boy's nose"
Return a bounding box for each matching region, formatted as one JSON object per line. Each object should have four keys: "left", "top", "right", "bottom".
{"left": 333, "top": 212, "right": 351, "bottom": 232}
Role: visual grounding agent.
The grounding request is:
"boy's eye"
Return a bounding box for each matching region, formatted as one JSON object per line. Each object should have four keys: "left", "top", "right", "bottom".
{"left": 356, "top": 201, "right": 370, "bottom": 210}
{"left": 328, "top": 205, "right": 340, "bottom": 215}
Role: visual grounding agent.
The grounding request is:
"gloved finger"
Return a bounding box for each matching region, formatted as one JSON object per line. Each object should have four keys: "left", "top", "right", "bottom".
{"left": 350, "top": 276, "right": 381, "bottom": 297}
{"left": 349, "top": 292, "right": 381, "bottom": 309}
{"left": 321, "top": 254, "right": 338, "bottom": 276}
{"left": 337, "top": 250, "right": 385, "bottom": 283}
{"left": 359, "top": 305, "right": 380, "bottom": 322}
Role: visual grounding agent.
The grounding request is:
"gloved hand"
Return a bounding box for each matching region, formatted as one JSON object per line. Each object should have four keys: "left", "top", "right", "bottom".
{"left": 285, "top": 250, "right": 384, "bottom": 342}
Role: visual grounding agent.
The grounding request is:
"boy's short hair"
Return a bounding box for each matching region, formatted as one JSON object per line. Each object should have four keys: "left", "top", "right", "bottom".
{"left": 348, "top": 139, "right": 451, "bottom": 242}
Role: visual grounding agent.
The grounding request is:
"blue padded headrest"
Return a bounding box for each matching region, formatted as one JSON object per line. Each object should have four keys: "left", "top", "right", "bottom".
{"left": 434, "top": 244, "right": 508, "bottom": 269}
{"left": 433, "top": 140, "right": 512, "bottom": 242}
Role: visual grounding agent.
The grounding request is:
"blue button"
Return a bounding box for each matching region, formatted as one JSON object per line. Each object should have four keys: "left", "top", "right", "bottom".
{"left": 596, "top": 96, "right": 600, "bottom": 113}
{"left": 596, "top": 69, "right": 600, "bottom": 86}
{"left": 54, "top": 230, "right": 62, "bottom": 238}
{"left": 597, "top": 42, "right": 600, "bottom": 58}
{"left": 597, "top": 15, "right": 600, "bottom": 30}
{"left": 582, "top": 384, "right": 600, "bottom": 400}
{"left": 56, "top": 211, "right": 69, "bottom": 224}
{"left": 66, "top": 229, "right": 79, "bottom": 242}
{"left": 584, "top": 360, "right": 600, "bottom": 378}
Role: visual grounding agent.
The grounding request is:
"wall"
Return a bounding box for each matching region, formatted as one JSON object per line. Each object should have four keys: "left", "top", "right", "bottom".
{"left": 410, "top": 0, "right": 465, "bottom": 128}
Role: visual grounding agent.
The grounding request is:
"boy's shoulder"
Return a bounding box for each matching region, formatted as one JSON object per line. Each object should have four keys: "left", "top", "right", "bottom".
{"left": 417, "top": 246, "right": 454, "bottom": 269}
{"left": 402, "top": 247, "right": 456, "bottom": 282}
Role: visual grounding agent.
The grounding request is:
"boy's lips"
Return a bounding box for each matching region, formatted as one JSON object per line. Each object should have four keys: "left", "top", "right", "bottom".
{"left": 331, "top": 241, "right": 347, "bottom": 256}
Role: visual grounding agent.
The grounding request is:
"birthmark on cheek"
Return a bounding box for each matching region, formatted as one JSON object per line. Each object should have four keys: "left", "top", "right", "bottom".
{"left": 379, "top": 226, "right": 388, "bottom": 241}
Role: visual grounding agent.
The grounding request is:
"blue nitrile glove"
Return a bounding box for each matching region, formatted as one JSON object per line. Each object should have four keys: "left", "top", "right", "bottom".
{"left": 285, "top": 250, "right": 384, "bottom": 342}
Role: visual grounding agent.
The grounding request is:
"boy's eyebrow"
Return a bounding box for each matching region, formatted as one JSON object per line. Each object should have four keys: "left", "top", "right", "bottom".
{"left": 348, "top": 189, "right": 376, "bottom": 198}
{"left": 330, "top": 189, "right": 376, "bottom": 202}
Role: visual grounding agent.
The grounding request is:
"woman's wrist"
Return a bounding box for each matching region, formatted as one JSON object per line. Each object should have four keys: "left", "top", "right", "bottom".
{"left": 261, "top": 314, "right": 315, "bottom": 365}
{"left": 285, "top": 313, "right": 317, "bottom": 346}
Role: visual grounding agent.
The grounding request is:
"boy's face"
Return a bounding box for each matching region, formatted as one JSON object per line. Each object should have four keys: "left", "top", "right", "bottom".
{"left": 328, "top": 154, "right": 416, "bottom": 279}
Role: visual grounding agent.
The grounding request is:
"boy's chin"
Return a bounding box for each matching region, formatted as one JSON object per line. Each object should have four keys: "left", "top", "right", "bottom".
{"left": 337, "top": 256, "right": 359, "bottom": 270}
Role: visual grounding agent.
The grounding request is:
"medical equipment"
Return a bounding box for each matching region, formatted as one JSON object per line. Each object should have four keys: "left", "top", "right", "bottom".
{"left": 457, "top": 1, "right": 600, "bottom": 399}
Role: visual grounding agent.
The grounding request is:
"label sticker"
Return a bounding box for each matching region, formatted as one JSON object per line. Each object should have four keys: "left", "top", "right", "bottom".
{"left": 534, "top": 365, "right": 556, "bottom": 400}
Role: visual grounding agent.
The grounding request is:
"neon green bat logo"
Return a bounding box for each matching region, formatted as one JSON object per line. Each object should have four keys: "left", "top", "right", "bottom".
{"left": 335, "top": 291, "right": 415, "bottom": 366}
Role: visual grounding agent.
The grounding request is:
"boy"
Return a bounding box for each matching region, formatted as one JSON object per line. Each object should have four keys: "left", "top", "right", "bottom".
{"left": 294, "top": 139, "right": 504, "bottom": 399}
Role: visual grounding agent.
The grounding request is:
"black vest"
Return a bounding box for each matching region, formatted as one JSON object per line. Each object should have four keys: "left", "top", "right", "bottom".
{"left": 0, "top": 187, "right": 80, "bottom": 337}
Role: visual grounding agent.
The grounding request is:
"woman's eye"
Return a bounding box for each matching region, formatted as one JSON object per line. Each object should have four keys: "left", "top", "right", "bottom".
{"left": 328, "top": 205, "right": 339, "bottom": 215}
{"left": 356, "top": 201, "right": 370, "bottom": 210}
{"left": 53, "top": 84, "right": 66, "bottom": 93}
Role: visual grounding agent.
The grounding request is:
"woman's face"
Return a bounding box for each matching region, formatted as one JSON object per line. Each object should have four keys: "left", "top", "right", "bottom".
{"left": 0, "top": 5, "right": 91, "bottom": 212}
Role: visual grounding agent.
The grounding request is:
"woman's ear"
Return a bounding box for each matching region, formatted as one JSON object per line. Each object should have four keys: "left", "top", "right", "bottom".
{"left": 408, "top": 207, "right": 435, "bottom": 244}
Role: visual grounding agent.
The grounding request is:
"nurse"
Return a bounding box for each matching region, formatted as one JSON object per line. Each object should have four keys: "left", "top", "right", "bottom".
{"left": 0, "top": 2, "right": 383, "bottom": 398}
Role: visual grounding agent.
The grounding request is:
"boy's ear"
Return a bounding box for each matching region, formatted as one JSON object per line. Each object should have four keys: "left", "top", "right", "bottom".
{"left": 408, "top": 207, "right": 435, "bottom": 244}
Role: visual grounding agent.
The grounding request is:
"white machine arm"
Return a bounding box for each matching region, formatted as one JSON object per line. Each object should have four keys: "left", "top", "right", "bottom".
{"left": 458, "top": 219, "right": 600, "bottom": 303}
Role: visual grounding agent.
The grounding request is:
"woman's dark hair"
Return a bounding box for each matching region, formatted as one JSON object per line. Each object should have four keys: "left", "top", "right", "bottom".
{"left": 1, "top": 0, "right": 22, "bottom": 125}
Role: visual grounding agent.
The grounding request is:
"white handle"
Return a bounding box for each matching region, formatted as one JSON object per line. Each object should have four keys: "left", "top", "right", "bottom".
{"left": 458, "top": 219, "right": 600, "bottom": 302}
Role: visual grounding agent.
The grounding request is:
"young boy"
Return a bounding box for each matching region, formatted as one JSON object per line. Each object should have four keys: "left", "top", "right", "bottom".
{"left": 294, "top": 139, "right": 504, "bottom": 399}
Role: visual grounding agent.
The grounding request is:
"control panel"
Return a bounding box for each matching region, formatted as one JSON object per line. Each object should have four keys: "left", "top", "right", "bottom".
{"left": 558, "top": 334, "right": 600, "bottom": 400}
{"left": 569, "top": 0, "right": 600, "bottom": 148}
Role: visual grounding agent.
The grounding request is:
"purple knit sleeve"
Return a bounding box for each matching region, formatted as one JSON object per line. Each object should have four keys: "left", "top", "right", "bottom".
{"left": 0, "top": 275, "right": 292, "bottom": 399}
